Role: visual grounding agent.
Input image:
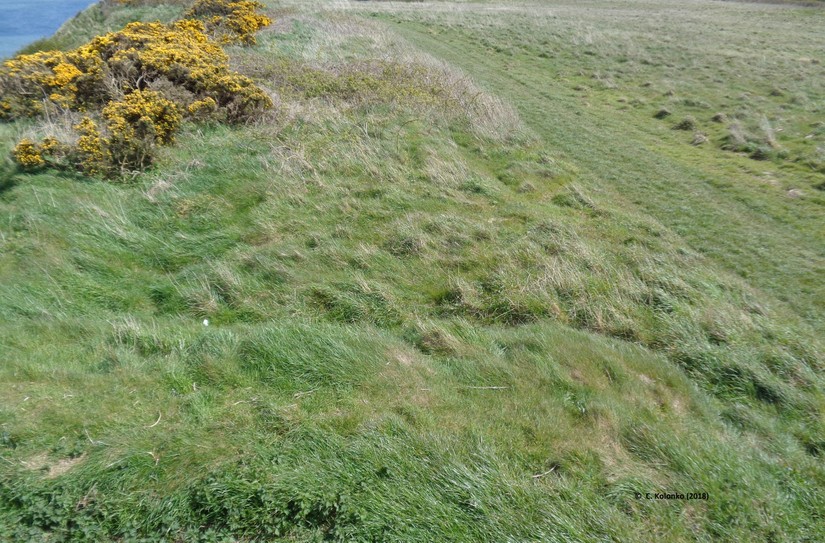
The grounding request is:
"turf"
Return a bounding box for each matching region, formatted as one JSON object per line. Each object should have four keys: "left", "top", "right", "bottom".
{"left": 0, "top": 1, "right": 824, "bottom": 541}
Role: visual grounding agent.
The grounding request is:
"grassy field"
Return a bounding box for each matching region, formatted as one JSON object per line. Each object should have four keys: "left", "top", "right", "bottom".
{"left": 1, "top": 0, "right": 824, "bottom": 541}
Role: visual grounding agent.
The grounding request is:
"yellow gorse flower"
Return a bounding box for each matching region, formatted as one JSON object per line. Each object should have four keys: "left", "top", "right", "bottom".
{"left": 12, "top": 139, "right": 45, "bottom": 168}
{"left": 185, "top": 0, "right": 272, "bottom": 45}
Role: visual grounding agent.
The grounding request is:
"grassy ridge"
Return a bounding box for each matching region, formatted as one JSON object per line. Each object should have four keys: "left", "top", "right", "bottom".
{"left": 370, "top": 0, "right": 825, "bottom": 321}
{"left": 1, "top": 1, "right": 824, "bottom": 541}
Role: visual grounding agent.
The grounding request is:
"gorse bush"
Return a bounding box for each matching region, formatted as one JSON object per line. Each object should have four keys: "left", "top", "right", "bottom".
{"left": 12, "top": 135, "right": 72, "bottom": 172}
{"left": 185, "top": 0, "right": 272, "bottom": 45}
{"left": 1, "top": 1, "right": 272, "bottom": 178}
{"left": 10, "top": 139, "right": 46, "bottom": 168}
{"left": 104, "top": 90, "right": 181, "bottom": 173}
{"left": 0, "top": 50, "right": 105, "bottom": 118}
{"left": 0, "top": 18, "right": 273, "bottom": 121}
{"left": 74, "top": 117, "right": 107, "bottom": 174}
{"left": 12, "top": 91, "right": 181, "bottom": 175}
{"left": 74, "top": 19, "right": 272, "bottom": 121}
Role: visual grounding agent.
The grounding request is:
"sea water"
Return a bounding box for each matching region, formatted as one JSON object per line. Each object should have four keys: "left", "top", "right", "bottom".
{"left": 0, "top": 0, "right": 94, "bottom": 58}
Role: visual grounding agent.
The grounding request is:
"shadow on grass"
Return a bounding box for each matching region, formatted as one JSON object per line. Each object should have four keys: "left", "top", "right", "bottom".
{"left": 0, "top": 163, "right": 17, "bottom": 195}
{"left": 50, "top": 167, "right": 98, "bottom": 185}
{"left": 0, "top": 162, "right": 102, "bottom": 196}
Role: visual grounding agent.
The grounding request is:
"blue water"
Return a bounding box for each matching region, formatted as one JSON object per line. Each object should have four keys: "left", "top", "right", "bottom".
{"left": 0, "top": 0, "right": 94, "bottom": 58}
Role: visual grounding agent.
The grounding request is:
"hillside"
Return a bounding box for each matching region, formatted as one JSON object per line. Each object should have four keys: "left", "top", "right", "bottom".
{"left": 1, "top": 0, "right": 824, "bottom": 541}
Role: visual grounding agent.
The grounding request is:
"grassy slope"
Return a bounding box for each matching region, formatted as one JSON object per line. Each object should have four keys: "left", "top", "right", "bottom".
{"left": 1, "top": 1, "right": 824, "bottom": 541}
{"left": 373, "top": 0, "right": 825, "bottom": 326}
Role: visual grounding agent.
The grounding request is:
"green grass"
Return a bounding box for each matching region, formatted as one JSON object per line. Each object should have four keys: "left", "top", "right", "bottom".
{"left": 1, "top": 0, "right": 824, "bottom": 541}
